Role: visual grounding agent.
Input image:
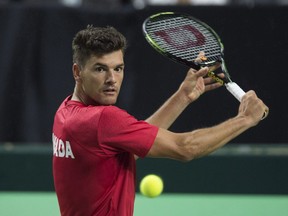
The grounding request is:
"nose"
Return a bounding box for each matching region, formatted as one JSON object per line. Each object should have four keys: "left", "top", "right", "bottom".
{"left": 105, "top": 70, "right": 116, "bottom": 84}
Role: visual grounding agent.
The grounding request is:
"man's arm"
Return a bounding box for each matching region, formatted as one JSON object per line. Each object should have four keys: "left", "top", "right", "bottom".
{"left": 147, "top": 91, "right": 269, "bottom": 161}
{"left": 145, "top": 67, "right": 222, "bottom": 129}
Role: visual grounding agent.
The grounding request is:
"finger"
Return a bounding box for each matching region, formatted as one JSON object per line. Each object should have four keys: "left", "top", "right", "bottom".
{"left": 204, "top": 82, "right": 223, "bottom": 92}
{"left": 208, "top": 62, "right": 221, "bottom": 72}
{"left": 243, "top": 91, "right": 269, "bottom": 121}
{"left": 261, "top": 107, "right": 269, "bottom": 120}
{"left": 203, "top": 76, "right": 217, "bottom": 85}
{"left": 243, "top": 90, "right": 256, "bottom": 98}
{"left": 188, "top": 68, "right": 198, "bottom": 73}
{"left": 194, "top": 67, "right": 209, "bottom": 78}
{"left": 194, "top": 51, "right": 206, "bottom": 63}
{"left": 216, "top": 73, "right": 225, "bottom": 78}
{"left": 203, "top": 76, "right": 213, "bottom": 84}
{"left": 203, "top": 74, "right": 225, "bottom": 85}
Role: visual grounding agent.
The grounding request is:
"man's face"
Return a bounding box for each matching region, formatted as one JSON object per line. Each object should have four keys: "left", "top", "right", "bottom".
{"left": 76, "top": 50, "right": 124, "bottom": 105}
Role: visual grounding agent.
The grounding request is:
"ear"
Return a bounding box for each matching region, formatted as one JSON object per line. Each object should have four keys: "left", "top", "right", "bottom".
{"left": 73, "top": 63, "right": 82, "bottom": 82}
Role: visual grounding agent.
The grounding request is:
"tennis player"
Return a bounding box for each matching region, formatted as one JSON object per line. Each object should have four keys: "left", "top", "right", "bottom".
{"left": 52, "top": 25, "right": 268, "bottom": 216}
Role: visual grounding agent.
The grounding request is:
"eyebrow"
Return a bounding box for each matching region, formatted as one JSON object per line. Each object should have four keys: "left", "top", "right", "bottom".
{"left": 94, "top": 63, "right": 125, "bottom": 68}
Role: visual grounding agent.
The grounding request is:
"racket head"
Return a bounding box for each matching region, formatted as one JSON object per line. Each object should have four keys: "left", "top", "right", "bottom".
{"left": 143, "top": 12, "right": 224, "bottom": 70}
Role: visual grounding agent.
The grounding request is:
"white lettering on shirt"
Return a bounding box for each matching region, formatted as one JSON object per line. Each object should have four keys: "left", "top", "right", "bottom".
{"left": 52, "top": 133, "right": 75, "bottom": 159}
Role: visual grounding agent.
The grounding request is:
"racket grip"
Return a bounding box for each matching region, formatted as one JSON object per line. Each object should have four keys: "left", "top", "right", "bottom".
{"left": 225, "top": 82, "right": 246, "bottom": 102}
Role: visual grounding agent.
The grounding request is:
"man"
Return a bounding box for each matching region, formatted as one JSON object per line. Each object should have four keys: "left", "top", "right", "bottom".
{"left": 52, "top": 25, "right": 268, "bottom": 216}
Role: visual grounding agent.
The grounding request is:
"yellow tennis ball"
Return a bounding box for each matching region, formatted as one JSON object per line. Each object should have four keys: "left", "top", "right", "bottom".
{"left": 140, "top": 174, "right": 164, "bottom": 198}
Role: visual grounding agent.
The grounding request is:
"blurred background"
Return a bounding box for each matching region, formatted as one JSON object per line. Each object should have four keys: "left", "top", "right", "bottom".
{"left": 0, "top": 0, "right": 288, "bottom": 215}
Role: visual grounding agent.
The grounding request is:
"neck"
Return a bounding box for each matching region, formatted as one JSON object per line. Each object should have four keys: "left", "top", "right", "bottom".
{"left": 71, "top": 86, "right": 97, "bottom": 106}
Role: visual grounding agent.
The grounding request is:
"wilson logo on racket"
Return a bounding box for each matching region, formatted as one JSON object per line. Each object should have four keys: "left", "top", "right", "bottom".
{"left": 154, "top": 25, "right": 205, "bottom": 50}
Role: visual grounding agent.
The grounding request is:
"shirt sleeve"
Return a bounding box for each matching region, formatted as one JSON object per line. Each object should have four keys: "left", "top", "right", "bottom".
{"left": 98, "top": 106, "right": 158, "bottom": 158}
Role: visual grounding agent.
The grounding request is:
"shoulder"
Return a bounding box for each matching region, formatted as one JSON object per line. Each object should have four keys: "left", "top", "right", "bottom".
{"left": 101, "top": 105, "right": 124, "bottom": 113}
{"left": 99, "top": 106, "right": 137, "bottom": 124}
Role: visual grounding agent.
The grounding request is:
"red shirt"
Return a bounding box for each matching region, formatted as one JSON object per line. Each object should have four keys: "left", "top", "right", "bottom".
{"left": 52, "top": 96, "right": 158, "bottom": 216}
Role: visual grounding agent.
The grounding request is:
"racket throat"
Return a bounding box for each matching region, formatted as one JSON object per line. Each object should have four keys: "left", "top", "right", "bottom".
{"left": 206, "top": 57, "right": 231, "bottom": 85}
{"left": 220, "top": 58, "right": 232, "bottom": 83}
{"left": 208, "top": 71, "right": 224, "bottom": 85}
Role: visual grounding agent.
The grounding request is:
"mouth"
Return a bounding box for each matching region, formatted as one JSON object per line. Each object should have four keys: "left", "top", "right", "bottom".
{"left": 103, "top": 87, "right": 117, "bottom": 95}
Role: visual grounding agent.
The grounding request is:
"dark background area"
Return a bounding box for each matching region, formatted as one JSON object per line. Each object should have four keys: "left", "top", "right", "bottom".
{"left": 0, "top": 4, "right": 287, "bottom": 144}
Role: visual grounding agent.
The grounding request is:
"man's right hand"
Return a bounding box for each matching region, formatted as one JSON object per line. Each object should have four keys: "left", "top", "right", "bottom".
{"left": 237, "top": 90, "right": 269, "bottom": 126}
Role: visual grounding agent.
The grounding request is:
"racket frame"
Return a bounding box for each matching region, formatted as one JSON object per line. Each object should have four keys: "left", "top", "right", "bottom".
{"left": 143, "top": 12, "right": 245, "bottom": 101}
{"left": 143, "top": 12, "right": 225, "bottom": 70}
{"left": 143, "top": 12, "right": 269, "bottom": 119}
{"left": 142, "top": 12, "right": 245, "bottom": 101}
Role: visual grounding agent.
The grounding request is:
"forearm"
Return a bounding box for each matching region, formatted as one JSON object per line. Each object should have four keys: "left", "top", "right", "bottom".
{"left": 181, "top": 115, "right": 253, "bottom": 160}
{"left": 145, "top": 90, "right": 191, "bottom": 129}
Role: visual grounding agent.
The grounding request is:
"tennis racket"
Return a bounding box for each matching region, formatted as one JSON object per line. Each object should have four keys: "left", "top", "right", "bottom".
{"left": 142, "top": 12, "right": 245, "bottom": 102}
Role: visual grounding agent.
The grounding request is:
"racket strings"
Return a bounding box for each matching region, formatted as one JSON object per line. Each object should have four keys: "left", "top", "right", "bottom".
{"left": 146, "top": 17, "right": 222, "bottom": 63}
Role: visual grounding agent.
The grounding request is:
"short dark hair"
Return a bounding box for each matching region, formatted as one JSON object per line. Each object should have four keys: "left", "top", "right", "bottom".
{"left": 72, "top": 25, "right": 127, "bottom": 68}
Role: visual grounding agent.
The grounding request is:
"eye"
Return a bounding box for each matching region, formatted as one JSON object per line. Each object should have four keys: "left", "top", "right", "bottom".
{"left": 115, "top": 66, "right": 124, "bottom": 73}
{"left": 95, "top": 67, "right": 105, "bottom": 73}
